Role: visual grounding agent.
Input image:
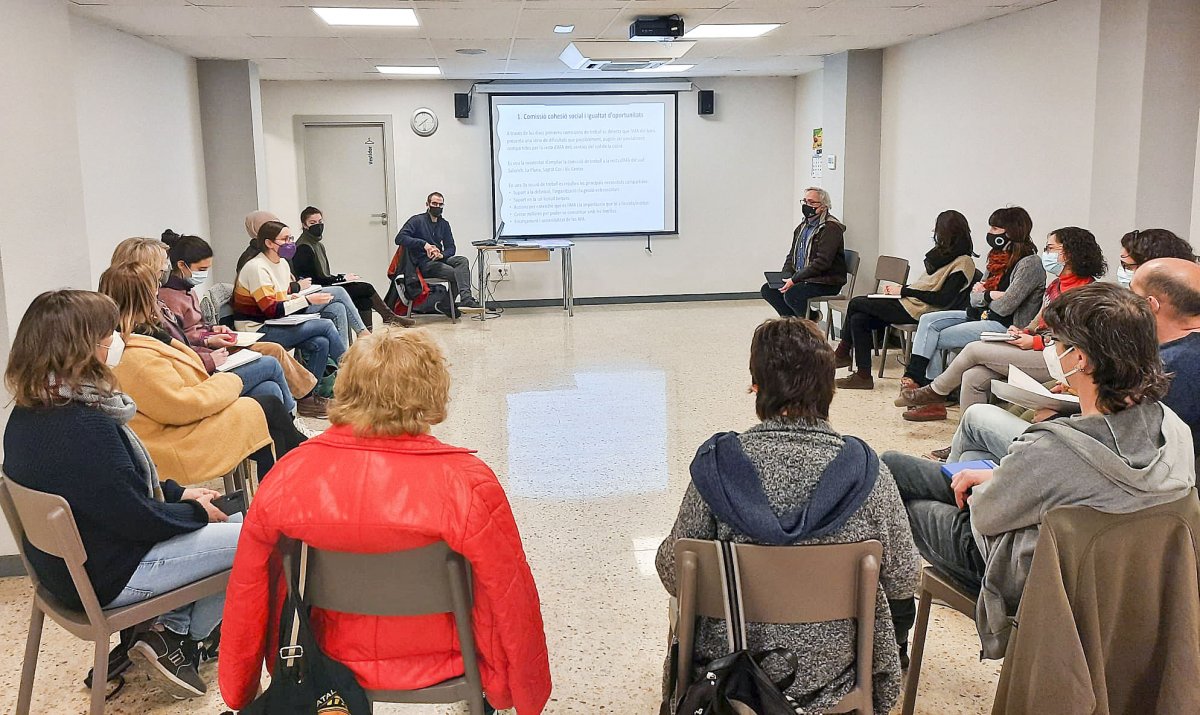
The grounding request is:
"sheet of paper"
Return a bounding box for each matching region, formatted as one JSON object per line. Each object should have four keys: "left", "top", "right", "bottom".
{"left": 216, "top": 350, "right": 262, "bottom": 372}
{"left": 233, "top": 332, "right": 263, "bottom": 347}
{"left": 264, "top": 313, "right": 321, "bottom": 326}
{"left": 867, "top": 294, "right": 903, "bottom": 299}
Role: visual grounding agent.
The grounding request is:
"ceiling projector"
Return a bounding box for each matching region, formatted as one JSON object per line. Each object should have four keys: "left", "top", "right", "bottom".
{"left": 629, "top": 15, "right": 685, "bottom": 42}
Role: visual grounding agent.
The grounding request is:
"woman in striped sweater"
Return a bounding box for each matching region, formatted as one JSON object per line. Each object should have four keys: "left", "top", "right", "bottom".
{"left": 233, "top": 220, "right": 345, "bottom": 418}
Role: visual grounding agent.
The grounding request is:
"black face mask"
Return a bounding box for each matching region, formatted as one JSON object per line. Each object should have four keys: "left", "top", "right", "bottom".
{"left": 801, "top": 204, "right": 818, "bottom": 219}
{"left": 429, "top": 206, "right": 443, "bottom": 218}
{"left": 307, "top": 223, "right": 324, "bottom": 238}
{"left": 986, "top": 232, "right": 1009, "bottom": 249}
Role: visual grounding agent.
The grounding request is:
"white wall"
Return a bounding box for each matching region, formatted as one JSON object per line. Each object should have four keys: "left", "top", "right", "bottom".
{"left": 793, "top": 71, "right": 824, "bottom": 226}
{"left": 1193, "top": 110, "right": 1200, "bottom": 242}
{"left": 70, "top": 13, "right": 209, "bottom": 283}
{"left": 879, "top": 0, "right": 1102, "bottom": 270}
{"left": 260, "top": 77, "right": 798, "bottom": 300}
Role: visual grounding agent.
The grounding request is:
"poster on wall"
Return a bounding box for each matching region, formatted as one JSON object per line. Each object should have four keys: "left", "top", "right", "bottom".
{"left": 811, "top": 127, "right": 823, "bottom": 179}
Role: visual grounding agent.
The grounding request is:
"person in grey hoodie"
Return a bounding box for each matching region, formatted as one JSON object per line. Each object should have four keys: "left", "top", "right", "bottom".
{"left": 884, "top": 283, "right": 1196, "bottom": 659}
{"left": 657, "top": 317, "right": 919, "bottom": 715}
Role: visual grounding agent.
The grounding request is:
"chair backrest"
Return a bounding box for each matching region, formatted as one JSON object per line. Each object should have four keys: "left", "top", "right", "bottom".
{"left": 288, "top": 540, "right": 473, "bottom": 617}
{"left": 874, "top": 255, "right": 909, "bottom": 289}
{"left": 843, "top": 248, "right": 861, "bottom": 297}
{"left": 0, "top": 476, "right": 110, "bottom": 624}
{"left": 201, "top": 282, "right": 235, "bottom": 326}
{"left": 673, "top": 539, "right": 882, "bottom": 706}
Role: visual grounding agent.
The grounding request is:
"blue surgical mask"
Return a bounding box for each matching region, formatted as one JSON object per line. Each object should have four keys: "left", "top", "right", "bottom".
{"left": 187, "top": 269, "right": 209, "bottom": 287}
{"left": 1117, "top": 265, "right": 1134, "bottom": 289}
{"left": 1040, "top": 251, "right": 1064, "bottom": 276}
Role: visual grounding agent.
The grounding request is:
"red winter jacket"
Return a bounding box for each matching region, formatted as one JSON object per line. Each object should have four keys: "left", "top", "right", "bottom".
{"left": 218, "top": 426, "right": 552, "bottom": 713}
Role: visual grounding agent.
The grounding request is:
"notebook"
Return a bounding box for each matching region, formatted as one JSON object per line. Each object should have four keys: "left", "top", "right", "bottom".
{"left": 264, "top": 313, "right": 321, "bottom": 326}
{"left": 980, "top": 331, "right": 1016, "bottom": 342}
{"left": 991, "top": 365, "right": 1081, "bottom": 413}
{"left": 233, "top": 332, "right": 263, "bottom": 347}
{"left": 296, "top": 285, "right": 324, "bottom": 297}
{"left": 941, "top": 460, "right": 997, "bottom": 479}
{"left": 216, "top": 349, "right": 262, "bottom": 372}
{"left": 867, "top": 293, "right": 903, "bottom": 299}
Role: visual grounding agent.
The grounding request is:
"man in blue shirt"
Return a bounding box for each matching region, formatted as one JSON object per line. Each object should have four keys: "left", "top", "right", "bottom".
{"left": 396, "top": 192, "right": 483, "bottom": 313}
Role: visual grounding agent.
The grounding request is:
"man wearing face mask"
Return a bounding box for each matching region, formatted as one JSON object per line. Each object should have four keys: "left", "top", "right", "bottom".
{"left": 882, "top": 282, "right": 1196, "bottom": 659}
{"left": 396, "top": 192, "right": 483, "bottom": 314}
{"left": 1116, "top": 228, "right": 1195, "bottom": 288}
{"left": 760, "top": 186, "right": 848, "bottom": 319}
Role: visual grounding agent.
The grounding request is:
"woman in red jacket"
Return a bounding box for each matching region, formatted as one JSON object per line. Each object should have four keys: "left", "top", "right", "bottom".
{"left": 218, "top": 327, "right": 551, "bottom": 714}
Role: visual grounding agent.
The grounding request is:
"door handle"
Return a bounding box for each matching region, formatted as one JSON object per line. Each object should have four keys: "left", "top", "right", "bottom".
{"left": 371, "top": 212, "right": 388, "bottom": 226}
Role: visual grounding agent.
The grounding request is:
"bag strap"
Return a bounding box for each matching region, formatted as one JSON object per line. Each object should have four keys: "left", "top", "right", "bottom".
{"left": 716, "top": 541, "right": 748, "bottom": 654}
{"left": 279, "top": 540, "right": 309, "bottom": 668}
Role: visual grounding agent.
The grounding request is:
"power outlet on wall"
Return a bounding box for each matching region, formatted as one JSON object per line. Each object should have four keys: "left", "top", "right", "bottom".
{"left": 488, "top": 263, "right": 512, "bottom": 281}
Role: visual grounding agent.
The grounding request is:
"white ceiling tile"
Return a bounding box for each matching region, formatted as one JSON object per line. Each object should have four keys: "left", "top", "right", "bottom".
{"left": 69, "top": 5, "right": 236, "bottom": 36}
{"left": 200, "top": 7, "right": 336, "bottom": 37}
{"left": 428, "top": 38, "right": 514, "bottom": 59}
{"left": 342, "top": 36, "right": 437, "bottom": 59}
{"left": 514, "top": 8, "right": 624, "bottom": 41}
{"left": 418, "top": 6, "right": 524, "bottom": 40}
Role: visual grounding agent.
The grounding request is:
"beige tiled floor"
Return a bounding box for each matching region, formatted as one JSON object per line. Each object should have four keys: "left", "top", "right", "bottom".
{"left": 0, "top": 300, "right": 1000, "bottom": 714}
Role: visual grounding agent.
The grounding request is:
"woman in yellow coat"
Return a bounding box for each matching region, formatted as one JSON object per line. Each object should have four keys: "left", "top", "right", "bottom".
{"left": 99, "top": 261, "right": 306, "bottom": 485}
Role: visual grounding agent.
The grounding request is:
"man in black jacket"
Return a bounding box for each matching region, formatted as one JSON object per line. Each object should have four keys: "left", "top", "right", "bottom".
{"left": 761, "top": 187, "right": 848, "bottom": 319}
{"left": 396, "top": 192, "right": 483, "bottom": 313}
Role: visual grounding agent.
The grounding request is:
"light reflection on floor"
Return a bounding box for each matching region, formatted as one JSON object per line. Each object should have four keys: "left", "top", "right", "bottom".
{"left": 506, "top": 370, "right": 668, "bottom": 499}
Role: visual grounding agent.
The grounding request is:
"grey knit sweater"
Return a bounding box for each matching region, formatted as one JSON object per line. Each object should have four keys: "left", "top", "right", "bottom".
{"left": 656, "top": 419, "right": 919, "bottom": 714}
{"left": 970, "top": 253, "right": 1046, "bottom": 328}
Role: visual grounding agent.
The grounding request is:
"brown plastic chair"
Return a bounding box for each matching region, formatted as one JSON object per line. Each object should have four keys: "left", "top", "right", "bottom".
{"left": 900, "top": 565, "right": 978, "bottom": 715}
{"left": 284, "top": 540, "right": 485, "bottom": 714}
{"left": 827, "top": 255, "right": 908, "bottom": 342}
{"left": 672, "top": 539, "right": 883, "bottom": 714}
{"left": 0, "top": 475, "right": 231, "bottom": 715}
{"left": 880, "top": 268, "right": 981, "bottom": 378}
{"left": 807, "top": 248, "right": 861, "bottom": 338}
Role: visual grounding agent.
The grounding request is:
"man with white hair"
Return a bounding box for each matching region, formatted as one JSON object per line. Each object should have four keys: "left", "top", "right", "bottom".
{"left": 760, "top": 186, "right": 848, "bottom": 320}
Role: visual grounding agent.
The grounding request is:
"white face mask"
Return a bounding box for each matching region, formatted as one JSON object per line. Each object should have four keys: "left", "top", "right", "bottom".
{"left": 1116, "top": 265, "right": 1135, "bottom": 289}
{"left": 104, "top": 332, "right": 125, "bottom": 368}
{"left": 1042, "top": 343, "right": 1079, "bottom": 386}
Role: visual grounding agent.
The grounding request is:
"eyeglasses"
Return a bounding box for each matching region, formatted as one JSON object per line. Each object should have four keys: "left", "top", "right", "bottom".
{"left": 801, "top": 199, "right": 822, "bottom": 207}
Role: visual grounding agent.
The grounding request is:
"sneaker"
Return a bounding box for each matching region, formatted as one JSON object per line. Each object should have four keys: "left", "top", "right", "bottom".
{"left": 129, "top": 630, "right": 206, "bottom": 698}
{"left": 457, "top": 295, "right": 485, "bottom": 313}
{"left": 903, "top": 403, "right": 948, "bottom": 422}
{"left": 296, "top": 395, "right": 329, "bottom": 419}
{"left": 929, "top": 446, "right": 952, "bottom": 462}
{"left": 835, "top": 372, "right": 875, "bottom": 390}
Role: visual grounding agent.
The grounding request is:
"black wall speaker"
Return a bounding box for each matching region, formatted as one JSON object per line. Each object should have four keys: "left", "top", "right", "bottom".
{"left": 454, "top": 92, "right": 471, "bottom": 119}
{"left": 697, "top": 89, "right": 715, "bottom": 116}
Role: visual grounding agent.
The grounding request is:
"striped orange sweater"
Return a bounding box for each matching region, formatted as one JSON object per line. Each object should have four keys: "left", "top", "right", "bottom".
{"left": 232, "top": 253, "right": 308, "bottom": 331}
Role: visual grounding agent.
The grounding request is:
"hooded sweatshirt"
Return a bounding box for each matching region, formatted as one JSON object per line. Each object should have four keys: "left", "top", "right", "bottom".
{"left": 656, "top": 420, "right": 918, "bottom": 715}
{"left": 969, "top": 400, "right": 1197, "bottom": 658}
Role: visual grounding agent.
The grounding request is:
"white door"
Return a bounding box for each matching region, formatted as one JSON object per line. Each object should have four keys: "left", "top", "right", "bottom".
{"left": 302, "top": 124, "right": 392, "bottom": 294}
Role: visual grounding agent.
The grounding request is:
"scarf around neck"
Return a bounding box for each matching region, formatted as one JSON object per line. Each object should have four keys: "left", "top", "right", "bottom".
{"left": 57, "top": 382, "right": 163, "bottom": 500}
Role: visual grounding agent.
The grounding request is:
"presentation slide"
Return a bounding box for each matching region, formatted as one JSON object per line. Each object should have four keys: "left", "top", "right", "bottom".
{"left": 490, "top": 93, "right": 678, "bottom": 238}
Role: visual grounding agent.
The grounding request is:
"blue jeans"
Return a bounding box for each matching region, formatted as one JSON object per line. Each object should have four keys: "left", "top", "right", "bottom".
{"left": 910, "top": 311, "right": 1006, "bottom": 379}
{"left": 950, "top": 404, "right": 1032, "bottom": 463}
{"left": 303, "top": 285, "right": 367, "bottom": 345}
{"left": 258, "top": 318, "right": 345, "bottom": 389}
{"left": 106, "top": 515, "right": 242, "bottom": 640}
{"left": 230, "top": 354, "right": 295, "bottom": 412}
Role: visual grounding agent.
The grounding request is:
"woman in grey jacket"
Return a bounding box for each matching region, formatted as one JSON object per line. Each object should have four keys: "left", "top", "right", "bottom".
{"left": 884, "top": 283, "right": 1196, "bottom": 659}
{"left": 657, "top": 318, "right": 919, "bottom": 715}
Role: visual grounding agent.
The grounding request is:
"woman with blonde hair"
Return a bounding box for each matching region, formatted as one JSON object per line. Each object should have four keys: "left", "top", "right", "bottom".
{"left": 98, "top": 261, "right": 304, "bottom": 484}
{"left": 219, "top": 327, "right": 553, "bottom": 715}
{"left": 3, "top": 289, "right": 237, "bottom": 699}
{"left": 112, "top": 236, "right": 318, "bottom": 418}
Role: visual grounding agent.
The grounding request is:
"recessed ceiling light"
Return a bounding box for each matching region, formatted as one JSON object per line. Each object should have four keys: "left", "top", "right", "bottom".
{"left": 313, "top": 8, "right": 419, "bottom": 27}
{"left": 376, "top": 65, "right": 441, "bottom": 76}
{"left": 456, "top": 48, "right": 487, "bottom": 55}
{"left": 683, "top": 23, "right": 780, "bottom": 39}
{"left": 633, "top": 64, "right": 695, "bottom": 73}
{"left": 554, "top": 24, "right": 575, "bottom": 34}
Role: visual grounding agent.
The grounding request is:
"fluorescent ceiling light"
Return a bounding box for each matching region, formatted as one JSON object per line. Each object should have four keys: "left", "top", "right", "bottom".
{"left": 376, "top": 65, "right": 441, "bottom": 76}
{"left": 554, "top": 24, "right": 575, "bottom": 34}
{"left": 683, "top": 23, "right": 780, "bottom": 39}
{"left": 313, "top": 8, "right": 419, "bottom": 27}
{"left": 633, "top": 64, "right": 695, "bottom": 73}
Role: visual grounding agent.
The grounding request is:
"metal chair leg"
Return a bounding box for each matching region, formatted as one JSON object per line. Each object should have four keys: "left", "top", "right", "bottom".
{"left": 878, "top": 326, "right": 892, "bottom": 378}
{"left": 16, "top": 605, "right": 44, "bottom": 715}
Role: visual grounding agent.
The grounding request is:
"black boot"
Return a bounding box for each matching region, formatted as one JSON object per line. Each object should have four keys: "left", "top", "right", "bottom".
{"left": 903, "top": 354, "right": 931, "bottom": 386}
{"left": 371, "top": 293, "right": 415, "bottom": 327}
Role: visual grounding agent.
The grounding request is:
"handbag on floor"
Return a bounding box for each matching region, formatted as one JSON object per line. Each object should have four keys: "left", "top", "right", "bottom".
{"left": 672, "top": 541, "right": 799, "bottom": 715}
{"left": 239, "top": 540, "right": 370, "bottom": 715}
